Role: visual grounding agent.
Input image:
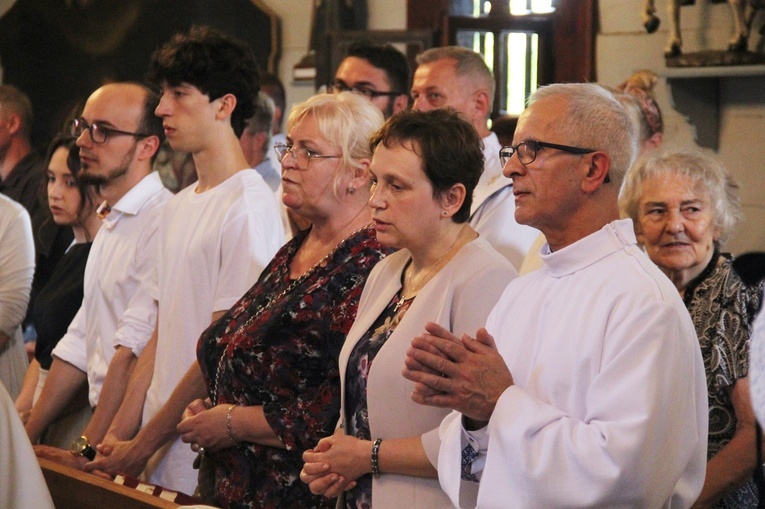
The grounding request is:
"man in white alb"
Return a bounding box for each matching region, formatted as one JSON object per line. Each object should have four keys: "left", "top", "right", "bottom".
{"left": 404, "top": 83, "right": 708, "bottom": 508}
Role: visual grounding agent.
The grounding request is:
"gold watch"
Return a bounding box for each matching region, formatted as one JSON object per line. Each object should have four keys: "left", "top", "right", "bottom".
{"left": 70, "top": 435, "right": 96, "bottom": 460}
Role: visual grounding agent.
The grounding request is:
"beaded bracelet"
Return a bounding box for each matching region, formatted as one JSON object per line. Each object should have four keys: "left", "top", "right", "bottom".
{"left": 371, "top": 438, "right": 383, "bottom": 477}
{"left": 226, "top": 405, "right": 238, "bottom": 444}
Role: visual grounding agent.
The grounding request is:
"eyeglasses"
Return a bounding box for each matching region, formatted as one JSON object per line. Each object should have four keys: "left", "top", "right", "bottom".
{"left": 328, "top": 82, "right": 403, "bottom": 99}
{"left": 500, "top": 140, "right": 610, "bottom": 183}
{"left": 71, "top": 118, "right": 150, "bottom": 144}
{"left": 274, "top": 142, "right": 341, "bottom": 170}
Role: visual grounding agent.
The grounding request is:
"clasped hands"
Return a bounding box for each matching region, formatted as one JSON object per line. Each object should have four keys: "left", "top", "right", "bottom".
{"left": 301, "top": 429, "right": 369, "bottom": 498}
{"left": 403, "top": 322, "right": 513, "bottom": 425}
{"left": 300, "top": 322, "right": 513, "bottom": 497}
{"left": 177, "top": 398, "right": 238, "bottom": 454}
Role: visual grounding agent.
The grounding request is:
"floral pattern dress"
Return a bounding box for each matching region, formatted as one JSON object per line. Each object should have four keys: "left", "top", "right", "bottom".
{"left": 344, "top": 293, "right": 413, "bottom": 509}
{"left": 684, "top": 252, "right": 763, "bottom": 509}
{"left": 197, "top": 227, "right": 389, "bottom": 509}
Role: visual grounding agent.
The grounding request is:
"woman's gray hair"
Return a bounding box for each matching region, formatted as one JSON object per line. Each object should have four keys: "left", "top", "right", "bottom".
{"left": 286, "top": 92, "right": 384, "bottom": 197}
{"left": 529, "top": 83, "right": 638, "bottom": 186}
{"left": 619, "top": 150, "right": 742, "bottom": 244}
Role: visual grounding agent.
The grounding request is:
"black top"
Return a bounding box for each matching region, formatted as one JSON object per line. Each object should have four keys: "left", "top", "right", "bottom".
{"left": 32, "top": 241, "right": 92, "bottom": 370}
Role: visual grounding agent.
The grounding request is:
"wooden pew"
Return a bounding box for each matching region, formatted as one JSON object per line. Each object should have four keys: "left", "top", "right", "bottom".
{"left": 39, "top": 458, "right": 182, "bottom": 509}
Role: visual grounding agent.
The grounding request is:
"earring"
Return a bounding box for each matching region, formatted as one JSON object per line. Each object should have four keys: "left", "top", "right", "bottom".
{"left": 442, "top": 210, "right": 448, "bottom": 216}
{"left": 348, "top": 187, "right": 356, "bottom": 195}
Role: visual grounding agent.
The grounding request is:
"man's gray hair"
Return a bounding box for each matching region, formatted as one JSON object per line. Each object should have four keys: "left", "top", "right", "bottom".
{"left": 0, "top": 84, "right": 33, "bottom": 139}
{"left": 416, "top": 46, "right": 495, "bottom": 116}
{"left": 244, "top": 92, "right": 275, "bottom": 155}
{"left": 619, "top": 150, "right": 742, "bottom": 245}
{"left": 529, "top": 83, "right": 638, "bottom": 186}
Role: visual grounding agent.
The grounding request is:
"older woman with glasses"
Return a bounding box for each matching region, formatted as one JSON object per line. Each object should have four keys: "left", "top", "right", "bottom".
{"left": 620, "top": 150, "right": 763, "bottom": 508}
{"left": 300, "top": 108, "right": 516, "bottom": 508}
{"left": 167, "top": 92, "right": 389, "bottom": 509}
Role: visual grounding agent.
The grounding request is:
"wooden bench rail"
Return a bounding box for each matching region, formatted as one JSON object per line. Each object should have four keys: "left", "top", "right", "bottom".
{"left": 38, "top": 458, "right": 181, "bottom": 509}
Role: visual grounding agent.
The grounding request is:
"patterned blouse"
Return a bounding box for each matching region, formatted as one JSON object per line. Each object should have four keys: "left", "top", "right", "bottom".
{"left": 197, "top": 227, "right": 388, "bottom": 509}
{"left": 684, "top": 253, "right": 763, "bottom": 509}
{"left": 344, "top": 293, "right": 413, "bottom": 509}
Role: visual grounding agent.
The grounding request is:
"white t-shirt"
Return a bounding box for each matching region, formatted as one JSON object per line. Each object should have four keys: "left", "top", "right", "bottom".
{"left": 142, "top": 169, "right": 284, "bottom": 495}
{"left": 53, "top": 172, "right": 171, "bottom": 407}
{"left": 438, "top": 220, "right": 708, "bottom": 508}
{"left": 469, "top": 132, "right": 538, "bottom": 271}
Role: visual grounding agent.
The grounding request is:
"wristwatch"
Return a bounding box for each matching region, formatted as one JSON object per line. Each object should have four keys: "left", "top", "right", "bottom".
{"left": 70, "top": 435, "right": 96, "bottom": 460}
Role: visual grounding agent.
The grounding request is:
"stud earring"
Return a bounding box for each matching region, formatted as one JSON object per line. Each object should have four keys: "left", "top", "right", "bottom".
{"left": 348, "top": 187, "right": 356, "bottom": 195}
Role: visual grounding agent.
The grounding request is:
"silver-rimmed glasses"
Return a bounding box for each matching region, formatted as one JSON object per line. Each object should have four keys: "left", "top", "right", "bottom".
{"left": 274, "top": 142, "right": 341, "bottom": 170}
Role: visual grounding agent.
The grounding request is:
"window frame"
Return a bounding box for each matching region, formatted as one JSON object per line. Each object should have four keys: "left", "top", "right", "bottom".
{"left": 406, "top": 0, "right": 597, "bottom": 118}
{"left": 447, "top": 13, "right": 555, "bottom": 117}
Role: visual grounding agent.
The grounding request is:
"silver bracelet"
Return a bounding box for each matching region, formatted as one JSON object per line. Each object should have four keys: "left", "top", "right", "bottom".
{"left": 226, "top": 405, "right": 238, "bottom": 444}
{"left": 371, "top": 438, "right": 383, "bottom": 477}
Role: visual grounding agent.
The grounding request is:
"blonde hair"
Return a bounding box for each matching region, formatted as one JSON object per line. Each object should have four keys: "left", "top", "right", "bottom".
{"left": 616, "top": 71, "right": 663, "bottom": 143}
{"left": 287, "top": 92, "right": 384, "bottom": 197}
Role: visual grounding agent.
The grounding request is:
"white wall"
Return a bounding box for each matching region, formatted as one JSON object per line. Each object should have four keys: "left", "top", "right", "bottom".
{"left": 599, "top": 0, "right": 765, "bottom": 254}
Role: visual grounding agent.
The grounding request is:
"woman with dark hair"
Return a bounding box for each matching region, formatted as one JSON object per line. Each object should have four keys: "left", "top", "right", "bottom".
{"left": 15, "top": 135, "right": 100, "bottom": 447}
{"left": 301, "top": 108, "right": 517, "bottom": 508}
{"left": 620, "top": 150, "right": 763, "bottom": 508}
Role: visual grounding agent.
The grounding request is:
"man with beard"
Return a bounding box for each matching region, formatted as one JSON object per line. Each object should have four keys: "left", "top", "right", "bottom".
{"left": 330, "top": 40, "right": 410, "bottom": 119}
{"left": 26, "top": 83, "right": 172, "bottom": 468}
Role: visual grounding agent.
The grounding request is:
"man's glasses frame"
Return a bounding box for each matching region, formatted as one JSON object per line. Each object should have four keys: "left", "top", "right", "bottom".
{"left": 71, "top": 118, "right": 150, "bottom": 144}
{"left": 500, "top": 140, "right": 610, "bottom": 183}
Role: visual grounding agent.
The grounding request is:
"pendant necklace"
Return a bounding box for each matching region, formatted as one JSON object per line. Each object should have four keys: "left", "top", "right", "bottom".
{"left": 393, "top": 224, "right": 466, "bottom": 315}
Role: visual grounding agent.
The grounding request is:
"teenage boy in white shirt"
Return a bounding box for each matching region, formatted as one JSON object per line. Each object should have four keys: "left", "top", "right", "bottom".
{"left": 87, "top": 27, "right": 284, "bottom": 494}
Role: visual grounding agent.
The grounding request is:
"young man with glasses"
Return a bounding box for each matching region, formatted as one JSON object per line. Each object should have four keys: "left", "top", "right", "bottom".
{"left": 28, "top": 82, "right": 172, "bottom": 464}
{"left": 411, "top": 46, "right": 538, "bottom": 270}
{"left": 85, "top": 26, "right": 284, "bottom": 496}
{"left": 330, "top": 40, "right": 410, "bottom": 119}
{"left": 404, "top": 83, "right": 707, "bottom": 508}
